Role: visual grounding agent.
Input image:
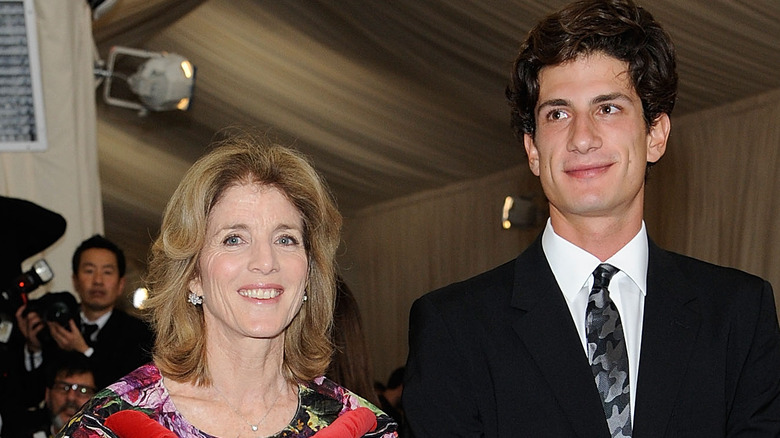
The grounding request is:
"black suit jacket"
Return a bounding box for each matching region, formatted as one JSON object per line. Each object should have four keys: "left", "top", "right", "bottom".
{"left": 80, "top": 309, "right": 154, "bottom": 389}
{"left": 32, "top": 309, "right": 154, "bottom": 393}
{"left": 403, "top": 236, "right": 780, "bottom": 437}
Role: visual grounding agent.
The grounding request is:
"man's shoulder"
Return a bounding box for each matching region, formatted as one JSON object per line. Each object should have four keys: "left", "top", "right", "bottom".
{"left": 654, "top": 246, "right": 768, "bottom": 290}
{"left": 105, "top": 309, "right": 154, "bottom": 338}
{"left": 108, "top": 308, "right": 146, "bottom": 324}
{"left": 650, "top": 246, "right": 773, "bottom": 316}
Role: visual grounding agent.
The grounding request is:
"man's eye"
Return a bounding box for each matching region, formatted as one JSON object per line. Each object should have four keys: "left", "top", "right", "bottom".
{"left": 547, "top": 109, "right": 568, "bottom": 121}
{"left": 600, "top": 104, "right": 620, "bottom": 114}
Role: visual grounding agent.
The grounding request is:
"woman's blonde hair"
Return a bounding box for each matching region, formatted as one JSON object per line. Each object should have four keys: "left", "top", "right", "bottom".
{"left": 144, "top": 132, "right": 342, "bottom": 386}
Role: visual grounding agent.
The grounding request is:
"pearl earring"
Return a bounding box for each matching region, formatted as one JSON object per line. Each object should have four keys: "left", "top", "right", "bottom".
{"left": 303, "top": 294, "right": 308, "bottom": 302}
{"left": 188, "top": 291, "right": 203, "bottom": 305}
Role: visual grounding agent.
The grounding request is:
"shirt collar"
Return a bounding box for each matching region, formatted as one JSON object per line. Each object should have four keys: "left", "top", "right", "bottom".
{"left": 542, "top": 219, "right": 649, "bottom": 302}
{"left": 80, "top": 309, "right": 112, "bottom": 329}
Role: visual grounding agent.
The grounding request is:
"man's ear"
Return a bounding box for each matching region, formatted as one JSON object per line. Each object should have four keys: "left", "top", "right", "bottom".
{"left": 647, "top": 113, "right": 670, "bottom": 163}
{"left": 524, "top": 133, "right": 541, "bottom": 176}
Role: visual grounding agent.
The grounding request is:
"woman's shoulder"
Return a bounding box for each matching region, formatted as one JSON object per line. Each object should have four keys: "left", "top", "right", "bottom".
{"left": 299, "top": 376, "right": 398, "bottom": 437}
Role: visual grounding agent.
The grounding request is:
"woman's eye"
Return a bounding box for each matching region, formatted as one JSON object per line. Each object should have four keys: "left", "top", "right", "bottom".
{"left": 277, "top": 235, "right": 299, "bottom": 246}
{"left": 223, "top": 235, "right": 242, "bottom": 246}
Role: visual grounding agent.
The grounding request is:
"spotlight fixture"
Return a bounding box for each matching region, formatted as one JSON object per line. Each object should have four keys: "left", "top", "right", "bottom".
{"left": 502, "top": 195, "right": 537, "bottom": 229}
{"left": 94, "top": 46, "right": 196, "bottom": 116}
{"left": 87, "top": 0, "right": 119, "bottom": 20}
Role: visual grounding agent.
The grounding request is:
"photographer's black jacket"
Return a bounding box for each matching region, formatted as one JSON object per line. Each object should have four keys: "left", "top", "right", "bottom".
{"left": 76, "top": 309, "right": 155, "bottom": 389}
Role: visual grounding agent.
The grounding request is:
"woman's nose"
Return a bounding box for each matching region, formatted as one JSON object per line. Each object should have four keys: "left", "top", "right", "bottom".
{"left": 249, "top": 242, "right": 279, "bottom": 273}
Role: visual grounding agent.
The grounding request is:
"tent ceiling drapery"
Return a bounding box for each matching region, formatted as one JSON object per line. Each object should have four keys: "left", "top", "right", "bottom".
{"left": 90, "top": 0, "right": 780, "bottom": 276}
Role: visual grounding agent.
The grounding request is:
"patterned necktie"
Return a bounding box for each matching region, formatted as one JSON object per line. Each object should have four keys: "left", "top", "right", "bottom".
{"left": 586, "top": 263, "right": 632, "bottom": 437}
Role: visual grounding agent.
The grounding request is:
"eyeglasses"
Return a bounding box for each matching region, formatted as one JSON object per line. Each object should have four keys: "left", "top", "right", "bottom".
{"left": 51, "top": 381, "right": 97, "bottom": 397}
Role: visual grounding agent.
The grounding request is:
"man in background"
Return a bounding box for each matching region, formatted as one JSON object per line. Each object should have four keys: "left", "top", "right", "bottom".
{"left": 14, "top": 352, "right": 97, "bottom": 438}
{"left": 16, "top": 235, "right": 154, "bottom": 394}
{"left": 403, "top": 0, "right": 780, "bottom": 436}
{"left": 378, "top": 367, "right": 407, "bottom": 437}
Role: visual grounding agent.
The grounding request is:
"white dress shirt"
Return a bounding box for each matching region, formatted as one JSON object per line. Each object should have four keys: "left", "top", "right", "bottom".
{"left": 80, "top": 309, "right": 113, "bottom": 357}
{"left": 80, "top": 309, "right": 112, "bottom": 340}
{"left": 541, "top": 219, "right": 647, "bottom": 421}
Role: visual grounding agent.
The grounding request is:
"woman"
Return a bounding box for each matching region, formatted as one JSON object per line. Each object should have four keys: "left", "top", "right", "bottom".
{"left": 59, "top": 134, "right": 397, "bottom": 437}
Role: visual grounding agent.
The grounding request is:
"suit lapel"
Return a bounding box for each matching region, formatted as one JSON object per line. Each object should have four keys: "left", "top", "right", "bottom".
{"left": 632, "top": 242, "right": 700, "bottom": 436}
{"left": 510, "top": 238, "right": 611, "bottom": 438}
{"left": 94, "top": 311, "right": 119, "bottom": 343}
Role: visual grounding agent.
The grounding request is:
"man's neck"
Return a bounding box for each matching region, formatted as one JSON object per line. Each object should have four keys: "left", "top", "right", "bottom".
{"left": 549, "top": 208, "right": 643, "bottom": 262}
{"left": 81, "top": 306, "right": 113, "bottom": 322}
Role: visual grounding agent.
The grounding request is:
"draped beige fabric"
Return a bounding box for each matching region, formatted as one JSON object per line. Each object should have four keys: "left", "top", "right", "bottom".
{"left": 87, "top": 0, "right": 780, "bottom": 288}
{"left": 645, "top": 89, "right": 780, "bottom": 291}
{"left": 0, "top": 0, "right": 101, "bottom": 293}
{"left": 2, "top": 0, "right": 778, "bottom": 386}
{"left": 343, "top": 89, "right": 780, "bottom": 381}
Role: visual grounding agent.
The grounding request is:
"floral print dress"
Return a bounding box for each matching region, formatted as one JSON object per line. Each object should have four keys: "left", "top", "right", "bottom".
{"left": 57, "top": 364, "right": 397, "bottom": 438}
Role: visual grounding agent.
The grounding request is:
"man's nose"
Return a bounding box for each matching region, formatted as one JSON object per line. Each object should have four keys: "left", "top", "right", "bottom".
{"left": 65, "top": 389, "right": 80, "bottom": 402}
{"left": 567, "top": 114, "right": 602, "bottom": 153}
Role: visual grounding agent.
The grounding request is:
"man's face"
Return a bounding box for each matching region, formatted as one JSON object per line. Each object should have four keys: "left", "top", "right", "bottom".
{"left": 524, "top": 53, "right": 669, "bottom": 226}
{"left": 45, "top": 371, "right": 96, "bottom": 429}
{"left": 73, "top": 248, "right": 125, "bottom": 313}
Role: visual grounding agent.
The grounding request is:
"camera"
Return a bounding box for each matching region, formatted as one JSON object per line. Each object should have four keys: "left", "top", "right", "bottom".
{"left": 0, "top": 259, "right": 54, "bottom": 313}
{"left": 0, "top": 259, "right": 79, "bottom": 344}
{"left": 22, "top": 291, "right": 79, "bottom": 329}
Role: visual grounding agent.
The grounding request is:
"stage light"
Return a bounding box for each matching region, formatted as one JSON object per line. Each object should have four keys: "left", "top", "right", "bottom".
{"left": 132, "top": 287, "right": 149, "bottom": 309}
{"left": 502, "top": 195, "right": 537, "bottom": 229}
{"left": 94, "top": 46, "right": 196, "bottom": 116}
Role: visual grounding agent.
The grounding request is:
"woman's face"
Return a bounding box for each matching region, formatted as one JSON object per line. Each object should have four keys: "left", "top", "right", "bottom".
{"left": 190, "top": 183, "right": 309, "bottom": 343}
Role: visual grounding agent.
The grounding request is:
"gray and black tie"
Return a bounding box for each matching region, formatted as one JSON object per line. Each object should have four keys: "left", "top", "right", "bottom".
{"left": 586, "top": 263, "right": 632, "bottom": 437}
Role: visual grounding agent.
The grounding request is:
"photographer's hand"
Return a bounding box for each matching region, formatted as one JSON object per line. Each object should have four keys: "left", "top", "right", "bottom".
{"left": 15, "top": 305, "right": 43, "bottom": 353}
{"left": 48, "top": 319, "right": 90, "bottom": 354}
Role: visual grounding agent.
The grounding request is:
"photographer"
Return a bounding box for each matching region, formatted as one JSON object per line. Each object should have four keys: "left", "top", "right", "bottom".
{"left": 0, "top": 196, "right": 66, "bottom": 437}
{"left": 15, "top": 235, "right": 154, "bottom": 401}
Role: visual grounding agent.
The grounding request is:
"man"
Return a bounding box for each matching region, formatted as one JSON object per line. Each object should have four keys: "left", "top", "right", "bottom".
{"left": 16, "top": 235, "right": 154, "bottom": 393}
{"left": 403, "top": 1, "right": 780, "bottom": 437}
{"left": 378, "top": 367, "right": 407, "bottom": 437}
{"left": 15, "top": 353, "right": 97, "bottom": 438}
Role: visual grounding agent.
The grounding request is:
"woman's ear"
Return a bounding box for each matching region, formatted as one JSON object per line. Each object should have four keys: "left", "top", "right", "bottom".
{"left": 188, "top": 275, "right": 202, "bottom": 296}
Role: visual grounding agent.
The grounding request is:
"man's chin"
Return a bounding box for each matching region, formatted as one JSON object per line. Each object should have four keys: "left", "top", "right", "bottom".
{"left": 53, "top": 412, "right": 73, "bottom": 429}
{"left": 84, "top": 301, "right": 112, "bottom": 312}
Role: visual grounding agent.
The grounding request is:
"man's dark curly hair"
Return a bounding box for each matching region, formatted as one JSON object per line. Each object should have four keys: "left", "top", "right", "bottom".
{"left": 507, "top": 0, "right": 677, "bottom": 141}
